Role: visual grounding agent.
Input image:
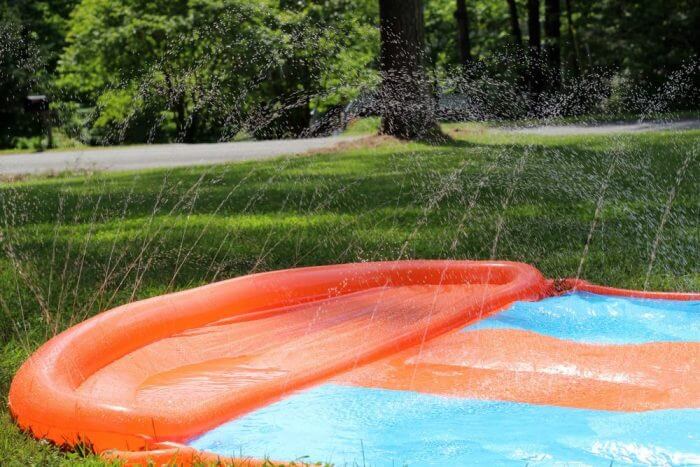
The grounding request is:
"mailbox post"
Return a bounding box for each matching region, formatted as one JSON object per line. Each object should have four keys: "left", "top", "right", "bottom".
{"left": 24, "top": 95, "right": 53, "bottom": 149}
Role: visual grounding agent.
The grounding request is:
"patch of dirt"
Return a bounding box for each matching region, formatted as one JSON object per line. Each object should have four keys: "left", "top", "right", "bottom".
{"left": 0, "top": 169, "right": 98, "bottom": 183}
{"left": 305, "top": 135, "right": 403, "bottom": 155}
{"left": 448, "top": 125, "right": 489, "bottom": 137}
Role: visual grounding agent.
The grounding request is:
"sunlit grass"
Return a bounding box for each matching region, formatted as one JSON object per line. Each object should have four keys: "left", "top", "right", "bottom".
{"left": 0, "top": 126, "right": 698, "bottom": 464}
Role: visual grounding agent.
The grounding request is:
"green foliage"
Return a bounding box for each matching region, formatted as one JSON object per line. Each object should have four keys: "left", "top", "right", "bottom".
{"left": 573, "top": 0, "right": 700, "bottom": 85}
{"left": 88, "top": 87, "right": 153, "bottom": 144}
{"left": 0, "top": 0, "right": 698, "bottom": 147}
{"left": 0, "top": 8, "right": 44, "bottom": 147}
{"left": 1, "top": 0, "right": 78, "bottom": 68}
{"left": 1, "top": 128, "right": 699, "bottom": 462}
{"left": 424, "top": 0, "right": 513, "bottom": 67}
{"left": 55, "top": 0, "right": 379, "bottom": 144}
{"left": 343, "top": 116, "right": 380, "bottom": 135}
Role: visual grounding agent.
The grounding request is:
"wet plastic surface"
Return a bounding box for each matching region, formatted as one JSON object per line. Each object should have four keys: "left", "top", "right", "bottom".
{"left": 467, "top": 292, "right": 699, "bottom": 343}
{"left": 189, "top": 292, "right": 700, "bottom": 465}
{"left": 8, "top": 261, "right": 545, "bottom": 452}
{"left": 9, "top": 262, "right": 698, "bottom": 464}
{"left": 190, "top": 384, "right": 700, "bottom": 466}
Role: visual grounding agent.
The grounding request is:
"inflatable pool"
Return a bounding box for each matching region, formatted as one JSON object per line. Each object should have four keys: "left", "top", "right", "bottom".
{"left": 8, "top": 261, "right": 699, "bottom": 465}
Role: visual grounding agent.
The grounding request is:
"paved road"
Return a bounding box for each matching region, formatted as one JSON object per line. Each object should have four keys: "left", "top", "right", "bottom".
{"left": 0, "top": 136, "right": 357, "bottom": 176}
{"left": 2, "top": 119, "right": 698, "bottom": 177}
{"left": 507, "top": 119, "right": 700, "bottom": 135}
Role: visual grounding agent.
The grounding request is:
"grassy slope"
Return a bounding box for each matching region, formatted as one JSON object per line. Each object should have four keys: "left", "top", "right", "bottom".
{"left": 1, "top": 126, "right": 698, "bottom": 465}
{"left": 342, "top": 112, "right": 700, "bottom": 136}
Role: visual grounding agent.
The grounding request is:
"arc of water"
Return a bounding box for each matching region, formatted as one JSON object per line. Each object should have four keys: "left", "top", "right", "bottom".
{"left": 575, "top": 147, "right": 622, "bottom": 282}
{"left": 643, "top": 142, "right": 698, "bottom": 290}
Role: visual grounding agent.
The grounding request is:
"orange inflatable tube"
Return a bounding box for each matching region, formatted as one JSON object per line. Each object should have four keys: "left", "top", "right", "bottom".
{"left": 8, "top": 261, "right": 547, "bottom": 456}
{"left": 562, "top": 278, "right": 700, "bottom": 301}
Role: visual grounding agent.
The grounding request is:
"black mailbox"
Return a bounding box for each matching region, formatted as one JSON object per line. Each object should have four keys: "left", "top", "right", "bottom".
{"left": 24, "top": 95, "right": 50, "bottom": 113}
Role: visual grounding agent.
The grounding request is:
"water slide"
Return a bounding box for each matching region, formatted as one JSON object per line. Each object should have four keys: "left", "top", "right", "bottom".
{"left": 8, "top": 261, "right": 699, "bottom": 465}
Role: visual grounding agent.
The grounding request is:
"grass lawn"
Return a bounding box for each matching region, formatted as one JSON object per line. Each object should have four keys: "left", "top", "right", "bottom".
{"left": 342, "top": 111, "right": 700, "bottom": 136}
{"left": 1, "top": 125, "right": 698, "bottom": 465}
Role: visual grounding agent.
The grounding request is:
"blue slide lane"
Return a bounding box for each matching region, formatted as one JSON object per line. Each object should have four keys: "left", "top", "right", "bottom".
{"left": 188, "top": 293, "right": 700, "bottom": 465}
{"left": 465, "top": 292, "right": 699, "bottom": 344}
{"left": 189, "top": 384, "right": 700, "bottom": 466}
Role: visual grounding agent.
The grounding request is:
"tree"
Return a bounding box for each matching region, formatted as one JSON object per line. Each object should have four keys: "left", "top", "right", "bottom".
{"left": 0, "top": 0, "right": 79, "bottom": 148}
{"left": 544, "top": 0, "right": 561, "bottom": 87}
{"left": 454, "top": 0, "right": 472, "bottom": 65}
{"left": 58, "top": 0, "right": 378, "bottom": 144}
{"left": 563, "top": 0, "right": 580, "bottom": 78}
{"left": 256, "top": 0, "right": 378, "bottom": 139}
{"left": 526, "top": 0, "right": 544, "bottom": 99}
{"left": 379, "top": 0, "right": 439, "bottom": 139}
{"left": 0, "top": 9, "right": 44, "bottom": 148}
{"left": 527, "top": 0, "right": 541, "bottom": 54}
{"left": 506, "top": 0, "right": 524, "bottom": 50}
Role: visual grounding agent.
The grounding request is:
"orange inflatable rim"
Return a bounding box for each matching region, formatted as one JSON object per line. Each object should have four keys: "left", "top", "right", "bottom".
{"left": 8, "top": 260, "right": 698, "bottom": 465}
{"left": 561, "top": 278, "right": 700, "bottom": 301}
{"left": 8, "top": 260, "right": 547, "bottom": 458}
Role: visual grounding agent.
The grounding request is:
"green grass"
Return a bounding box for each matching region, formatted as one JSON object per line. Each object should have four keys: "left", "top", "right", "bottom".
{"left": 343, "top": 116, "right": 381, "bottom": 135}
{"left": 1, "top": 125, "right": 698, "bottom": 465}
{"left": 479, "top": 110, "right": 700, "bottom": 128}
{"left": 342, "top": 112, "right": 700, "bottom": 137}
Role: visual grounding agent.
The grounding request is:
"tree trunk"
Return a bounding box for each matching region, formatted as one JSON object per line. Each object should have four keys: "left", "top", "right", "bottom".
{"left": 564, "top": 0, "right": 581, "bottom": 78}
{"left": 526, "top": 0, "right": 543, "bottom": 99}
{"left": 164, "top": 71, "right": 188, "bottom": 142}
{"left": 379, "top": 0, "right": 440, "bottom": 140}
{"left": 454, "top": 0, "right": 472, "bottom": 65}
{"left": 544, "top": 0, "right": 561, "bottom": 88}
{"left": 285, "top": 60, "right": 312, "bottom": 138}
{"left": 527, "top": 0, "right": 541, "bottom": 53}
{"left": 506, "top": 0, "right": 524, "bottom": 50}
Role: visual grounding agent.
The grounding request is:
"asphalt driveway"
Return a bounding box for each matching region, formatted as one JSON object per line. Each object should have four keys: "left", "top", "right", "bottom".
{"left": 0, "top": 136, "right": 357, "bottom": 176}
